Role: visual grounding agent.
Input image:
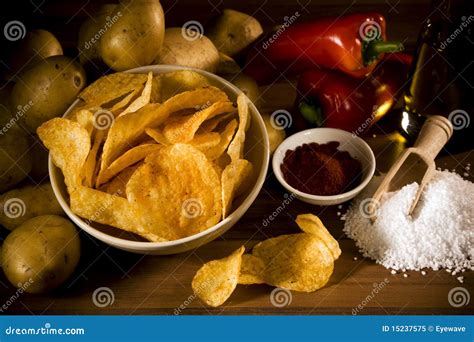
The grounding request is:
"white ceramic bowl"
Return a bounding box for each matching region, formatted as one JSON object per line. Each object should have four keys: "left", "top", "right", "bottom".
{"left": 272, "top": 128, "right": 375, "bottom": 206}
{"left": 49, "top": 65, "right": 269, "bottom": 255}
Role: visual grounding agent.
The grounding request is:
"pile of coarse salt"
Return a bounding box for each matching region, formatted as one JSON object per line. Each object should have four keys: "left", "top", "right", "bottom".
{"left": 343, "top": 170, "right": 474, "bottom": 274}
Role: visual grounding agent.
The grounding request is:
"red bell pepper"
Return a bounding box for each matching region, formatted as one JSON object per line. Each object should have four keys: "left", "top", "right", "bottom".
{"left": 294, "top": 53, "right": 412, "bottom": 134}
{"left": 244, "top": 12, "right": 403, "bottom": 84}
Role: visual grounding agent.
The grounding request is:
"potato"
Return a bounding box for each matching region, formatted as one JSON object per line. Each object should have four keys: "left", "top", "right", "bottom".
{"left": 262, "top": 113, "right": 286, "bottom": 153}
{"left": 99, "top": 0, "right": 165, "bottom": 71}
{"left": 206, "top": 9, "right": 263, "bottom": 57}
{"left": 225, "top": 73, "right": 260, "bottom": 105}
{"left": 10, "top": 55, "right": 86, "bottom": 133}
{"left": 157, "top": 70, "right": 211, "bottom": 102}
{"left": 0, "top": 114, "right": 32, "bottom": 192}
{"left": 78, "top": 4, "right": 117, "bottom": 67}
{"left": 154, "top": 28, "right": 220, "bottom": 73}
{"left": 216, "top": 52, "right": 241, "bottom": 75}
{"left": 0, "top": 182, "right": 63, "bottom": 230}
{"left": 1, "top": 215, "right": 80, "bottom": 293}
{"left": 7, "top": 30, "right": 63, "bottom": 80}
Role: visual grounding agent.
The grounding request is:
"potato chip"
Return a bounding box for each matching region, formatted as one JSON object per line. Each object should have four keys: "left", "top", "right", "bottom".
{"left": 37, "top": 118, "right": 90, "bottom": 190}
{"left": 119, "top": 72, "right": 153, "bottom": 116}
{"left": 163, "top": 101, "right": 235, "bottom": 144}
{"left": 74, "top": 109, "right": 95, "bottom": 136}
{"left": 145, "top": 128, "right": 169, "bottom": 145}
{"left": 192, "top": 246, "right": 244, "bottom": 307}
{"left": 101, "top": 87, "right": 228, "bottom": 170}
{"left": 110, "top": 85, "right": 143, "bottom": 112}
{"left": 96, "top": 143, "right": 161, "bottom": 187}
{"left": 83, "top": 129, "right": 106, "bottom": 188}
{"left": 100, "top": 165, "right": 139, "bottom": 198}
{"left": 126, "top": 144, "right": 222, "bottom": 240}
{"left": 227, "top": 94, "right": 249, "bottom": 162}
{"left": 198, "top": 112, "right": 235, "bottom": 133}
{"left": 189, "top": 132, "right": 221, "bottom": 150}
{"left": 203, "top": 119, "right": 238, "bottom": 160}
{"left": 221, "top": 159, "right": 253, "bottom": 218}
{"left": 69, "top": 186, "right": 166, "bottom": 242}
{"left": 79, "top": 72, "right": 148, "bottom": 106}
{"left": 295, "top": 214, "right": 341, "bottom": 260}
{"left": 158, "top": 70, "right": 211, "bottom": 102}
{"left": 252, "top": 233, "right": 335, "bottom": 292}
{"left": 238, "top": 254, "right": 265, "bottom": 285}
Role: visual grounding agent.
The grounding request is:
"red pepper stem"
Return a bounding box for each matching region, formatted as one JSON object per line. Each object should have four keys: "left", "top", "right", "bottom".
{"left": 298, "top": 100, "right": 324, "bottom": 127}
{"left": 365, "top": 41, "right": 404, "bottom": 64}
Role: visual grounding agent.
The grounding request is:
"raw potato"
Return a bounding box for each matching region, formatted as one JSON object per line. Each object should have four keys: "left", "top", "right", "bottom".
{"left": 10, "top": 55, "right": 86, "bottom": 133}
{"left": 216, "top": 52, "right": 241, "bottom": 74}
{"left": 99, "top": 0, "right": 165, "bottom": 71}
{"left": 262, "top": 113, "right": 286, "bottom": 153}
{"left": 225, "top": 73, "right": 260, "bottom": 105}
{"left": 0, "top": 182, "right": 64, "bottom": 230}
{"left": 206, "top": 9, "right": 263, "bottom": 57}
{"left": 7, "top": 29, "right": 63, "bottom": 80}
{"left": 156, "top": 70, "right": 211, "bottom": 102}
{"left": 78, "top": 4, "right": 117, "bottom": 67}
{"left": 0, "top": 119, "right": 32, "bottom": 192}
{"left": 1, "top": 215, "right": 80, "bottom": 293}
{"left": 154, "top": 28, "right": 220, "bottom": 73}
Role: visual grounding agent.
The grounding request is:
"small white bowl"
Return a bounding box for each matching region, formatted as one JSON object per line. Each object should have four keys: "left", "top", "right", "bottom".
{"left": 49, "top": 65, "right": 269, "bottom": 255}
{"left": 272, "top": 128, "right": 375, "bottom": 206}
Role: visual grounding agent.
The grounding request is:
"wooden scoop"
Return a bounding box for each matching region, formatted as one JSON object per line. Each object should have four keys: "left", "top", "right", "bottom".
{"left": 369, "top": 115, "right": 453, "bottom": 222}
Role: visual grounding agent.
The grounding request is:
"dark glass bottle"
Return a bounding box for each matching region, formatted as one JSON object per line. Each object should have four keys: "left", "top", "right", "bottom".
{"left": 401, "top": 0, "right": 474, "bottom": 151}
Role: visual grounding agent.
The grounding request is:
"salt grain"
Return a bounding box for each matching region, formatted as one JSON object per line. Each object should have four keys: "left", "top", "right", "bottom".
{"left": 391, "top": 270, "right": 397, "bottom": 275}
{"left": 353, "top": 257, "right": 358, "bottom": 261}
{"left": 343, "top": 170, "right": 474, "bottom": 273}
{"left": 421, "top": 271, "right": 427, "bottom": 276}
{"left": 457, "top": 276, "right": 464, "bottom": 283}
{"left": 403, "top": 274, "right": 408, "bottom": 278}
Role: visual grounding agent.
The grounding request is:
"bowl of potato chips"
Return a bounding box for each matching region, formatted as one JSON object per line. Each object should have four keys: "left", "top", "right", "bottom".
{"left": 42, "top": 65, "right": 269, "bottom": 254}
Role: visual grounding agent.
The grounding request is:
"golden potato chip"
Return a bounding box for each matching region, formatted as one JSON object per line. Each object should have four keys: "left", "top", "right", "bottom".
{"left": 74, "top": 109, "right": 95, "bottom": 136}
{"left": 145, "top": 128, "right": 169, "bottom": 145}
{"left": 295, "top": 214, "right": 341, "bottom": 260}
{"left": 79, "top": 72, "right": 148, "bottom": 106}
{"left": 96, "top": 143, "right": 161, "bottom": 187}
{"left": 192, "top": 246, "right": 244, "bottom": 307}
{"left": 110, "top": 85, "right": 143, "bottom": 112}
{"left": 189, "top": 132, "right": 221, "bottom": 150}
{"left": 163, "top": 101, "right": 235, "bottom": 144}
{"left": 101, "top": 87, "right": 228, "bottom": 170}
{"left": 100, "top": 165, "right": 139, "bottom": 198}
{"left": 126, "top": 144, "right": 222, "bottom": 240}
{"left": 119, "top": 72, "right": 153, "bottom": 116}
{"left": 252, "top": 233, "right": 335, "bottom": 292}
{"left": 203, "top": 119, "right": 238, "bottom": 160}
{"left": 83, "top": 129, "right": 106, "bottom": 188}
{"left": 158, "top": 70, "right": 211, "bottom": 102}
{"left": 221, "top": 159, "right": 253, "bottom": 218}
{"left": 227, "top": 94, "right": 249, "bottom": 162}
{"left": 199, "top": 112, "right": 235, "bottom": 133}
{"left": 70, "top": 186, "right": 166, "bottom": 242}
{"left": 238, "top": 254, "right": 265, "bottom": 285}
{"left": 37, "top": 118, "right": 90, "bottom": 190}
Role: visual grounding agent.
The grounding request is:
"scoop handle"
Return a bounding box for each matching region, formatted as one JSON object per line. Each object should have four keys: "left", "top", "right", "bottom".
{"left": 413, "top": 115, "right": 453, "bottom": 160}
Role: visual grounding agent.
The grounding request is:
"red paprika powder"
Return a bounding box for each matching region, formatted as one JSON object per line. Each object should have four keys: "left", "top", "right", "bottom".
{"left": 281, "top": 141, "right": 362, "bottom": 196}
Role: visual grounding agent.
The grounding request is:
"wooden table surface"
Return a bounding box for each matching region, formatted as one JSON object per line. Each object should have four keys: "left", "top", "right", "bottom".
{"left": 1, "top": 0, "right": 473, "bottom": 315}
